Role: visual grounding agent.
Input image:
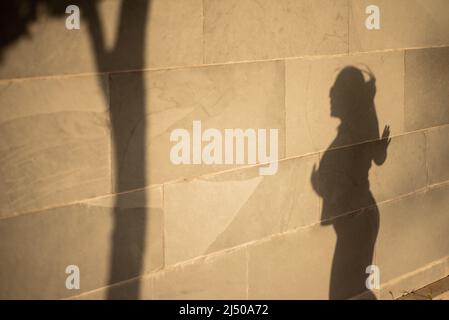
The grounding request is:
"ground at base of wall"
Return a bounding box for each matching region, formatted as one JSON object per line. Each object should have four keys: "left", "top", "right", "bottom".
{"left": 399, "top": 276, "right": 449, "bottom": 300}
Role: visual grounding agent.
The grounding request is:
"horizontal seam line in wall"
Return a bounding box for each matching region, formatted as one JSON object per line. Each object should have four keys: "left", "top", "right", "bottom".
{"left": 3, "top": 123, "right": 449, "bottom": 221}
{"left": 66, "top": 188, "right": 449, "bottom": 300}
{"left": 117, "top": 182, "right": 449, "bottom": 266}
{"left": 67, "top": 254, "right": 449, "bottom": 300}
{"left": 379, "top": 255, "right": 449, "bottom": 297}
{"left": 1, "top": 44, "right": 449, "bottom": 83}
{"left": 63, "top": 273, "right": 146, "bottom": 300}
{"left": 65, "top": 243, "right": 248, "bottom": 300}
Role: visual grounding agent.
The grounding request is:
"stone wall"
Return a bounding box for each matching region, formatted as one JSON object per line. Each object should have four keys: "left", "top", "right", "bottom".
{"left": 1, "top": 0, "right": 449, "bottom": 299}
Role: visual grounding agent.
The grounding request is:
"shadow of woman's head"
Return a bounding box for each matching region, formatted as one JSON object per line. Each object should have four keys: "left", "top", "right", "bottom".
{"left": 330, "top": 66, "right": 376, "bottom": 121}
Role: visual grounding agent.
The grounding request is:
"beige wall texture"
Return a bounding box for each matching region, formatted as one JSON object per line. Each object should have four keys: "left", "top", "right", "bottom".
{"left": 1, "top": 0, "right": 449, "bottom": 300}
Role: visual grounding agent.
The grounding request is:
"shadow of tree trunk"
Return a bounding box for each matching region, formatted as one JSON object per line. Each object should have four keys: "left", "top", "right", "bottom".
{"left": 81, "top": 0, "right": 150, "bottom": 299}
{"left": 0, "top": 0, "right": 152, "bottom": 299}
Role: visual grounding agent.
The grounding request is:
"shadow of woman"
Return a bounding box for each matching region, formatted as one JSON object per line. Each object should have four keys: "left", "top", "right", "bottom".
{"left": 311, "top": 66, "right": 391, "bottom": 299}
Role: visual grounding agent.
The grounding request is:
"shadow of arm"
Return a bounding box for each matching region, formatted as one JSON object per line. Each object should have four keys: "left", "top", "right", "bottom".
{"left": 373, "top": 125, "right": 391, "bottom": 166}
